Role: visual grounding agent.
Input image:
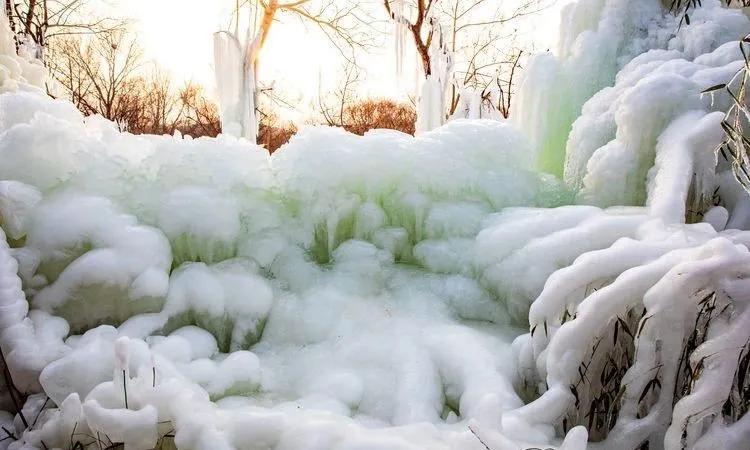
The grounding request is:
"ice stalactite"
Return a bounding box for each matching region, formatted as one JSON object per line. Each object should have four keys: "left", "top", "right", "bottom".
{"left": 213, "top": 19, "right": 260, "bottom": 143}
{"left": 516, "top": 0, "right": 674, "bottom": 176}
{"left": 393, "top": 0, "right": 408, "bottom": 83}
{"left": 416, "top": 21, "right": 454, "bottom": 134}
{"left": 452, "top": 87, "right": 483, "bottom": 120}
{"left": 451, "top": 83, "right": 505, "bottom": 121}
{"left": 516, "top": 0, "right": 748, "bottom": 191}
{"left": 389, "top": 4, "right": 455, "bottom": 135}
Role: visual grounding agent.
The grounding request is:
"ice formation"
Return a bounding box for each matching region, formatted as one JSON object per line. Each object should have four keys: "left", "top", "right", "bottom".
{"left": 213, "top": 22, "right": 260, "bottom": 142}
{"left": 451, "top": 85, "right": 505, "bottom": 122}
{"left": 389, "top": 2, "right": 455, "bottom": 134}
{"left": 0, "top": 15, "right": 45, "bottom": 93}
{"left": 2, "top": 0, "right": 750, "bottom": 449}
{"left": 415, "top": 22, "right": 454, "bottom": 134}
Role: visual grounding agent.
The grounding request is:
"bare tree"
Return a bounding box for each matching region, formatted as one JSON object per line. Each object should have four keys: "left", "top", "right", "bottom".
{"left": 7, "top": 0, "right": 123, "bottom": 60}
{"left": 451, "top": 48, "right": 524, "bottom": 119}
{"left": 178, "top": 82, "right": 222, "bottom": 138}
{"left": 318, "top": 60, "right": 361, "bottom": 127}
{"left": 137, "top": 69, "right": 191, "bottom": 135}
{"left": 383, "top": 0, "right": 543, "bottom": 122}
{"left": 495, "top": 49, "right": 522, "bottom": 118}
{"left": 47, "top": 30, "right": 143, "bottom": 126}
{"left": 213, "top": 0, "right": 375, "bottom": 141}
{"left": 441, "top": 0, "right": 539, "bottom": 116}
{"left": 383, "top": 0, "right": 437, "bottom": 76}
{"left": 236, "top": 0, "right": 376, "bottom": 61}
{"left": 4, "top": 0, "right": 17, "bottom": 46}
{"left": 316, "top": 59, "right": 416, "bottom": 135}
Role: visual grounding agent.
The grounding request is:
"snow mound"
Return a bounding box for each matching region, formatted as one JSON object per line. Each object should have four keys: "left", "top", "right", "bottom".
{"left": 0, "top": 15, "right": 45, "bottom": 93}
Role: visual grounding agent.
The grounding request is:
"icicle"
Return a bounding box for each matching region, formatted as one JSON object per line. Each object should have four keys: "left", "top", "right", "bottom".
{"left": 214, "top": 31, "right": 244, "bottom": 137}
{"left": 244, "top": 67, "right": 258, "bottom": 143}
{"left": 393, "top": 0, "right": 406, "bottom": 83}
{"left": 17, "top": 34, "right": 40, "bottom": 60}
{"left": 416, "top": 19, "right": 454, "bottom": 134}
{"left": 390, "top": 0, "right": 415, "bottom": 97}
{"left": 213, "top": 5, "right": 260, "bottom": 143}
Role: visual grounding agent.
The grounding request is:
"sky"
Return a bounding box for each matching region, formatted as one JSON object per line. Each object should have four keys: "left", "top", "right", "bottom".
{"left": 106, "top": 0, "right": 403, "bottom": 121}
{"left": 100, "top": 0, "right": 565, "bottom": 121}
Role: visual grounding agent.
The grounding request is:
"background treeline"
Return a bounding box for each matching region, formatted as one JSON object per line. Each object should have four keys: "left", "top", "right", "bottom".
{"left": 6, "top": 0, "right": 536, "bottom": 152}
{"left": 44, "top": 30, "right": 416, "bottom": 152}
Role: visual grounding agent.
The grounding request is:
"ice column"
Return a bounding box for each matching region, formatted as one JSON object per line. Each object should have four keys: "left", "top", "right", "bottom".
{"left": 213, "top": 28, "right": 259, "bottom": 142}
{"left": 416, "top": 21, "right": 454, "bottom": 134}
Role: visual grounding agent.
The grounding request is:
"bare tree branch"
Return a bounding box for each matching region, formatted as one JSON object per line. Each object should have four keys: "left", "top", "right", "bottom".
{"left": 7, "top": 0, "right": 125, "bottom": 62}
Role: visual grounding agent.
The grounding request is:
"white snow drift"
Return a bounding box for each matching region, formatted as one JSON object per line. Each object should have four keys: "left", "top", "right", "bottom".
{"left": 1, "top": 1, "right": 750, "bottom": 449}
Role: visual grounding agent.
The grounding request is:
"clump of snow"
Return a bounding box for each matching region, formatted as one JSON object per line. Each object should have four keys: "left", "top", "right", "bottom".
{"left": 0, "top": 181, "right": 40, "bottom": 242}
{"left": 161, "top": 259, "right": 273, "bottom": 352}
{"left": 566, "top": 40, "right": 745, "bottom": 207}
{"left": 21, "top": 195, "right": 172, "bottom": 332}
{"left": 0, "top": 14, "right": 45, "bottom": 93}
{"left": 2, "top": 0, "right": 750, "bottom": 449}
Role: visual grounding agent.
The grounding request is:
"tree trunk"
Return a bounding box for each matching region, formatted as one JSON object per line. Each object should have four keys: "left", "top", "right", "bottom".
{"left": 24, "top": 0, "right": 36, "bottom": 35}
{"left": 4, "top": 0, "right": 18, "bottom": 52}
{"left": 413, "top": 29, "right": 431, "bottom": 76}
{"left": 258, "top": 0, "right": 278, "bottom": 50}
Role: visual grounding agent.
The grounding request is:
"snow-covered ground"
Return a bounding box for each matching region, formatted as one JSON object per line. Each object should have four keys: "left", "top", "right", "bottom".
{"left": 1, "top": 0, "right": 750, "bottom": 449}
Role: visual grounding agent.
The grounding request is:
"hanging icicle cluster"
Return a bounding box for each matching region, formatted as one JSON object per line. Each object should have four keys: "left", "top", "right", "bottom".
{"left": 213, "top": 4, "right": 261, "bottom": 143}
{"left": 393, "top": 0, "right": 408, "bottom": 83}
{"left": 415, "top": 18, "right": 454, "bottom": 134}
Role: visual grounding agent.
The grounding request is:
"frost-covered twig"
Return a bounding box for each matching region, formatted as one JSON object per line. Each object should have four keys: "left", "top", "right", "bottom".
{"left": 712, "top": 35, "right": 750, "bottom": 196}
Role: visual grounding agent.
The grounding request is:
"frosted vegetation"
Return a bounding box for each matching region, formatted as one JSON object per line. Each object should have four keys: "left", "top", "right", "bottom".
{"left": 1, "top": 0, "right": 750, "bottom": 449}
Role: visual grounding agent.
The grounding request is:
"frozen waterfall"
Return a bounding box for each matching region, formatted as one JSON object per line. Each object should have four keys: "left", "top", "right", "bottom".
{"left": 2, "top": 0, "right": 750, "bottom": 449}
